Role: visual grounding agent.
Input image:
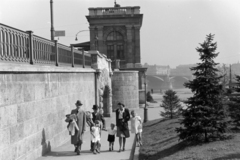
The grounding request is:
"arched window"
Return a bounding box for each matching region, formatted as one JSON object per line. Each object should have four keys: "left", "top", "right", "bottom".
{"left": 107, "top": 31, "right": 123, "bottom": 41}
{"left": 106, "top": 31, "right": 124, "bottom": 61}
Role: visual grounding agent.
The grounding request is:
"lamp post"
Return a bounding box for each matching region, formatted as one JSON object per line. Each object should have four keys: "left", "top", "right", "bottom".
{"left": 75, "top": 30, "right": 89, "bottom": 41}
{"left": 50, "top": 0, "right": 54, "bottom": 41}
{"left": 144, "top": 72, "right": 148, "bottom": 123}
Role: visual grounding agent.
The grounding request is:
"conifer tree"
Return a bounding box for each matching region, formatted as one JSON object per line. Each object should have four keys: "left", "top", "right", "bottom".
{"left": 160, "top": 89, "right": 182, "bottom": 119}
{"left": 228, "top": 75, "right": 240, "bottom": 127}
{"left": 176, "top": 34, "right": 227, "bottom": 142}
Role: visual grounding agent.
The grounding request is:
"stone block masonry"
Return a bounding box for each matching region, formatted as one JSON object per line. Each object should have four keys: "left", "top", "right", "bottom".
{"left": 0, "top": 64, "right": 96, "bottom": 160}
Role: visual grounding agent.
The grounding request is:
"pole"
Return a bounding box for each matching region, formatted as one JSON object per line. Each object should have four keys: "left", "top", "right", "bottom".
{"left": 50, "top": 0, "right": 54, "bottom": 41}
{"left": 144, "top": 72, "right": 148, "bottom": 123}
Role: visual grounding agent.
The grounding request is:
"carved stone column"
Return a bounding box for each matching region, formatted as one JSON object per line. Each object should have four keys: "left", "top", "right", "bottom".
{"left": 96, "top": 26, "right": 104, "bottom": 53}
{"left": 134, "top": 25, "right": 141, "bottom": 67}
{"left": 89, "top": 26, "right": 96, "bottom": 50}
{"left": 126, "top": 25, "right": 134, "bottom": 68}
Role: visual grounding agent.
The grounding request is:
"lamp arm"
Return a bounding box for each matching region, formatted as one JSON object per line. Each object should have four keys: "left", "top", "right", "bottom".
{"left": 75, "top": 30, "right": 89, "bottom": 37}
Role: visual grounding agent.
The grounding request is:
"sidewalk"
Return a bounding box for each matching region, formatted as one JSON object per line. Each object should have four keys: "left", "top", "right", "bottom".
{"left": 36, "top": 108, "right": 144, "bottom": 160}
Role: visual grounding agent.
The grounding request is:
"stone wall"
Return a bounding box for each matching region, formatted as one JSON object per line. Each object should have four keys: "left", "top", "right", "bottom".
{"left": 112, "top": 71, "right": 139, "bottom": 111}
{"left": 0, "top": 64, "right": 95, "bottom": 160}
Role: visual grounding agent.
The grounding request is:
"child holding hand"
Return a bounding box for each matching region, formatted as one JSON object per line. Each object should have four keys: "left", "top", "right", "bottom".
{"left": 130, "top": 110, "right": 143, "bottom": 147}
{"left": 91, "top": 120, "right": 101, "bottom": 154}
{"left": 107, "top": 123, "right": 117, "bottom": 151}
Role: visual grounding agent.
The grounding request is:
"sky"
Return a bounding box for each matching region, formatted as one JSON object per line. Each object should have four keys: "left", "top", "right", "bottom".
{"left": 0, "top": 0, "right": 240, "bottom": 68}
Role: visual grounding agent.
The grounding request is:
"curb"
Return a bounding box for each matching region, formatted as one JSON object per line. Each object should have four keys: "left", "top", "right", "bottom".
{"left": 129, "top": 135, "right": 137, "bottom": 160}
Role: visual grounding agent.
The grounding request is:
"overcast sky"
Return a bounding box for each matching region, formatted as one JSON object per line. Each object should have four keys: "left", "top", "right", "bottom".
{"left": 1, "top": 0, "right": 240, "bottom": 68}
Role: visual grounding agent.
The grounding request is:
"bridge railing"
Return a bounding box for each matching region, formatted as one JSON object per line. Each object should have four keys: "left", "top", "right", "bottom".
{"left": 0, "top": 23, "right": 91, "bottom": 68}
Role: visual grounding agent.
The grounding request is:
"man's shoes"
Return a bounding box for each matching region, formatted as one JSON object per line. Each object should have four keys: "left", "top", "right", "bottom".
{"left": 96, "top": 149, "right": 100, "bottom": 153}
{"left": 93, "top": 150, "right": 97, "bottom": 154}
{"left": 74, "top": 147, "right": 78, "bottom": 152}
{"left": 122, "top": 148, "right": 125, "bottom": 151}
{"left": 77, "top": 151, "right": 81, "bottom": 155}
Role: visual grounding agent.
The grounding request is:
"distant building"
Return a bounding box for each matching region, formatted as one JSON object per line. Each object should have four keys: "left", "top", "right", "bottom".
{"left": 144, "top": 64, "right": 170, "bottom": 76}
{"left": 170, "top": 64, "right": 196, "bottom": 77}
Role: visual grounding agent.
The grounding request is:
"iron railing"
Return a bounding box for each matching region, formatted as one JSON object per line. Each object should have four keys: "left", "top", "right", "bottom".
{"left": 0, "top": 23, "right": 91, "bottom": 68}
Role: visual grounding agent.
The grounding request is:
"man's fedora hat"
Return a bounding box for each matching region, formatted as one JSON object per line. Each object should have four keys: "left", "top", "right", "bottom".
{"left": 118, "top": 102, "right": 125, "bottom": 107}
{"left": 75, "top": 100, "right": 83, "bottom": 106}
{"left": 92, "top": 104, "right": 99, "bottom": 110}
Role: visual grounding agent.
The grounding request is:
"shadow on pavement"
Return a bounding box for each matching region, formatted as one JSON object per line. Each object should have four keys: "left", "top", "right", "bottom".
{"left": 213, "top": 153, "right": 240, "bottom": 160}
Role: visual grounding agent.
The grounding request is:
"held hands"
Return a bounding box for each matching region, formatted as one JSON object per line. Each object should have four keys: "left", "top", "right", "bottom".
{"left": 102, "top": 128, "right": 107, "bottom": 131}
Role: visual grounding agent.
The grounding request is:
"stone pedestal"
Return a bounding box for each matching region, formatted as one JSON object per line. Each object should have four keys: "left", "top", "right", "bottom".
{"left": 112, "top": 71, "right": 139, "bottom": 110}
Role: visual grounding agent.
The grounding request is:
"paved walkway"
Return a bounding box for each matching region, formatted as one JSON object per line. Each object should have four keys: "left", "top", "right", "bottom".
{"left": 36, "top": 108, "right": 144, "bottom": 160}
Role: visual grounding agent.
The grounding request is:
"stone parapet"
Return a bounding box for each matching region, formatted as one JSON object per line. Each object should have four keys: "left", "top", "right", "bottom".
{"left": 88, "top": 6, "right": 140, "bottom": 16}
{"left": 0, "top": 63, "right": 95, "bottom": 73}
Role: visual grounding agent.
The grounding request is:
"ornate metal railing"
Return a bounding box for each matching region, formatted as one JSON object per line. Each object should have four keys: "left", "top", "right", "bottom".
{"left": 0, "top": 23, "right": 91, "bottom": 68}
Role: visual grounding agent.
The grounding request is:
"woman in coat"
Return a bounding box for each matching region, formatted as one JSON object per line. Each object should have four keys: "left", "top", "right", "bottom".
{"left": 115, "top": 102, "right": 130, "bottom": 152}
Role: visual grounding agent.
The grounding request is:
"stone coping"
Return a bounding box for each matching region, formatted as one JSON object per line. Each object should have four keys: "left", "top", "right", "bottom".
{"left": 113, "top": 70, "right": 139, "bottom": 73}
{"left": 88, "top": 50, "right": 112, "bottom": 62}
{"left": 0, "top": 63, "right": 96, "bottom": 73}
{"left": 89, "top": 6, "right": 140, "bottom": 9}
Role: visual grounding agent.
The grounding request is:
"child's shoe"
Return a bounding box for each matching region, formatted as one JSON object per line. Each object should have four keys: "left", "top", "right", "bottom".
{"left": 136, "top": 142, "right": 140, "bottom": 147}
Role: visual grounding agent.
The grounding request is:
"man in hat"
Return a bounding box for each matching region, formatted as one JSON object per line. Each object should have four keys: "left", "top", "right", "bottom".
{"left": 90, "top": 104, "right": 106, "bottom": 152}
{"left": 70, "top": 100, "right": 86, "bottom": 155}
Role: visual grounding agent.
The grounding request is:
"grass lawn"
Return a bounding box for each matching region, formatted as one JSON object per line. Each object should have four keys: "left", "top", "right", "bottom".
{"left": 139, "top": 118, "right": 240, "bottom": 160}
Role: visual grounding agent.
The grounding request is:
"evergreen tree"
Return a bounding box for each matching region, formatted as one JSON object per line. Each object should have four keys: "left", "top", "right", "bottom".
{"left": 228, "top": 75, "right": 240, "bottom": 127}
{"left": 176, "top": 34, "right": 227, "bottom": 142}
{"left": 160, "top": 89, "right": 182, "bottom": 119}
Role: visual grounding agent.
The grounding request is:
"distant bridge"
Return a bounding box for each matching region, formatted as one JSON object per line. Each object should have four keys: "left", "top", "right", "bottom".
{"left": 146, "top": 74, "right": 193, "bottom": 91}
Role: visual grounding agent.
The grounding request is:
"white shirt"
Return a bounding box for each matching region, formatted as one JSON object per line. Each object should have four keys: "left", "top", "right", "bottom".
{"left": 91, "top": 126, "right": 100, "bottom": 142}
{"left": 108, "top": 128, "right": 117, "bottom": 135}
{"left": 118, "top": 108, "right": 125, "bottom": 119}
{"left": 131, "top": 116, "right": 142, "bottom": 134}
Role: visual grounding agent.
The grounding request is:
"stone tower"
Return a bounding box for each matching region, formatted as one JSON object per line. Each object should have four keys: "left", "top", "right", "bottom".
{"left": 86, "top": 3, "right": 143, "bottom": 69}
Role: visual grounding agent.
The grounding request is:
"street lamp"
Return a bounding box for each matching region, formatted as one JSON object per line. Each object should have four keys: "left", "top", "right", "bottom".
{"left": 75, "top": 30, "right": 89, "bottom": 41}
{"left": 144, "top": 72, "right": 148, "bottom": 123}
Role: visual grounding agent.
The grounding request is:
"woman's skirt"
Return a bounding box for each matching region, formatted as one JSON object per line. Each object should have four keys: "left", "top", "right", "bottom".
{"left": 116, "top": 126, "right": 130, "bottom": 138}
{"left": 117, "top": 126, "right": 126, "bottom": 137}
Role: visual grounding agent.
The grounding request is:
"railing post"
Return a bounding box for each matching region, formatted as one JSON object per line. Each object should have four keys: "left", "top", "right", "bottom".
{"left": 54, "top": 40, "right": 58, "bottom": 66}
{"left": 26, "top": 31, "right": 34, "bottom": 65}
{"left": 82, "top": 49, "right": 85, "bottom": 68}
{"left": 71, "top": 45, "right": 74, "bottom": 67}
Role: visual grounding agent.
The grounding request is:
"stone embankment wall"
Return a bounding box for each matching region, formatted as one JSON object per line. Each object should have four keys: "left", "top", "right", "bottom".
{"left": 112, "top": 71, "right": 139, "bottom": 111}
{"left": 0, "top": 64, "right": 95, "bottom": 160}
